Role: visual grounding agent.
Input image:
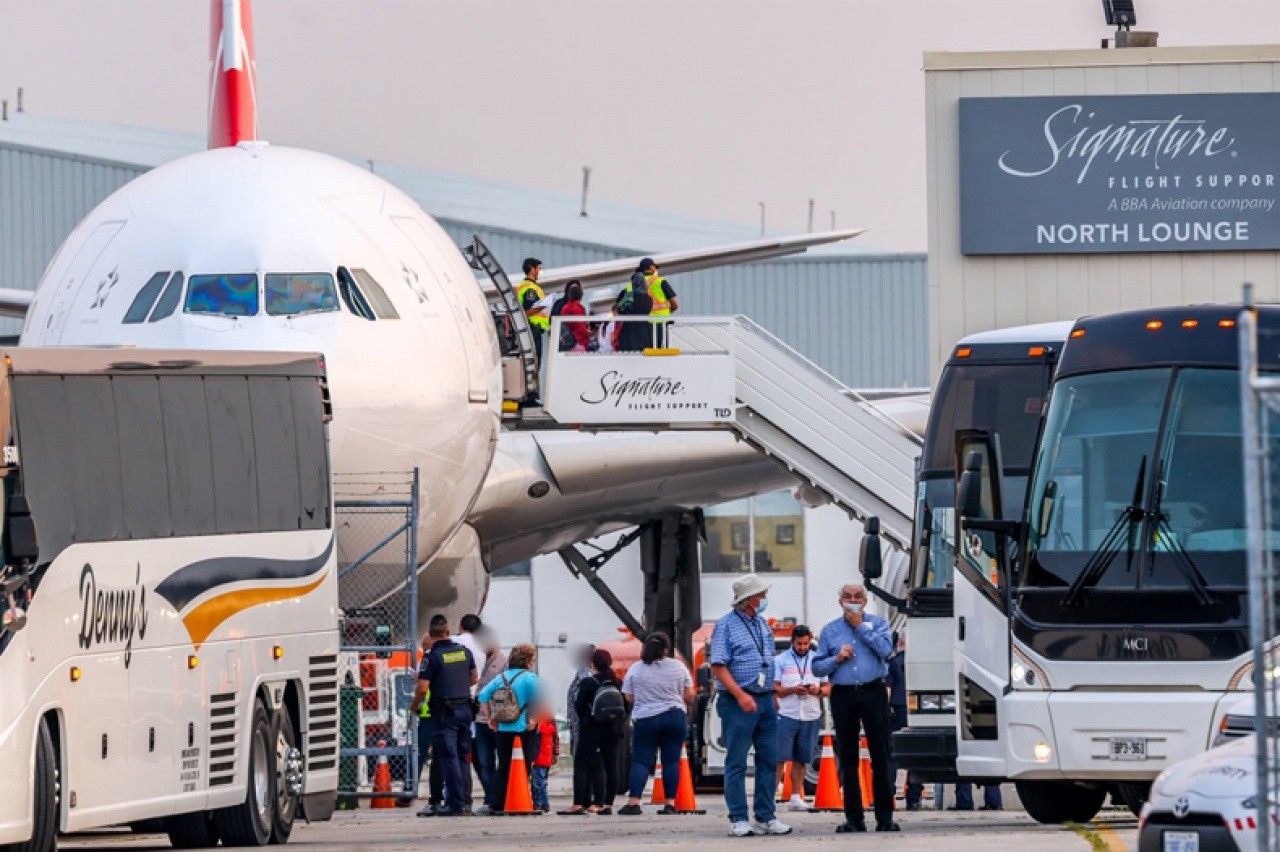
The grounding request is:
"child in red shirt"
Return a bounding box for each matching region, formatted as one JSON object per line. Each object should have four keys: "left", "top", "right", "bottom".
{"left": 531, "top": 717, "right": 559, "bottom": 812}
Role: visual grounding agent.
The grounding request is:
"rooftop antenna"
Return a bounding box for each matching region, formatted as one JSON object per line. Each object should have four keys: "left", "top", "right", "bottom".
{"left": 758, "top": 201, "right": 766, "bottom": 236}
{"left": 808, "top": 198, "right": 815, "bottom": 233}
{"left": 15, "top": 88, "right": 23, "bottom": 113}
{"left": 580, "top": 166, "right": 592, "bottom": 218}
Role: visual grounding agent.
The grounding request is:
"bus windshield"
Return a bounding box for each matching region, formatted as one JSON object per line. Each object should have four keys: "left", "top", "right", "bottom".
{"left": 1022, "top": 367, "right": 1250, "bottom": 621}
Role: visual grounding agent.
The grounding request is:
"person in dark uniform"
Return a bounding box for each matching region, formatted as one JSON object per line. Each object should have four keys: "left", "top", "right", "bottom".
{"left": 411, "top": 615, "right": 478, "bottom": 816}
{"left": 413, "top": 630, "right": 447, "bottom": 815}
{"left": 885, "top": 632, "right": 923, "bottom": 810}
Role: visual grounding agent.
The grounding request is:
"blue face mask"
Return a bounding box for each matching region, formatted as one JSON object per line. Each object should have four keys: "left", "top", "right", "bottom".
{"left": 757, "top": 598, "right": 770, "bottom": 614}
{"left": 843, "top": 602, "right": 863, "bottom": 614}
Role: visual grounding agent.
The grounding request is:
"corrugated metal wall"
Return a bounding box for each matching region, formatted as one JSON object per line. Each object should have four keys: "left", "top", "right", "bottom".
{"left": 1, "top": 143, "right": 928, "bottom": 386}
{"left": 0, "top": 143, "right": 145, "bottom": 335}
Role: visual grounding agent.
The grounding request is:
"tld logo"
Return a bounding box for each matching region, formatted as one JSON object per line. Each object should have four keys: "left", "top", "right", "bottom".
{"left": 714, "top": 408, "right": 732, "bottom": 418}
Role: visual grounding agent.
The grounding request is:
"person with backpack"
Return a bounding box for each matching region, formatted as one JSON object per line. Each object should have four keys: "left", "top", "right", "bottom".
{"left": 555, "top": 280, "right": 592, "bottom": 352}
{"left": 617, "top": 633, "right": 695, "bottom": 815}
{"left": 560, "top": 648, "right": 626, "bottom": 815}
{"left": 618, "top": 289, "right": 654, "bottom": 353}
{"left": 477, "top": 643, "right": 543, "bottom": 814}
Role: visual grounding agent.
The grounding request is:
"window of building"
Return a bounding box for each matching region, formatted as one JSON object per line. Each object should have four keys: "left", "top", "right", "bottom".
{"left": 492, "top": 560, "right": 531, "bottom": 578}
{"left": 265, "top": 273, "right": 339, "bottom": 317}
{"left": 704, "top": 490, "right": 805, "bottom": 574}
{"left": 186, "top": 273, "right": 259, "bottom": 317}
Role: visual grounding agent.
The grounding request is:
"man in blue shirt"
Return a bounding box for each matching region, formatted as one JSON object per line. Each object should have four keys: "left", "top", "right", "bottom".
{"left": 813, "top": 583, "right": 899, "bottom": 833}
{"left": 710, "top": 574, "right": 792, "bottom": 837}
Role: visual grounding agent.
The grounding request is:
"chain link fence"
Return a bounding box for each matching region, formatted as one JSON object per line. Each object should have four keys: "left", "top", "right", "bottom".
{"left": 1241, "top": 303, "right": 1280, "bottom": 851}
{"left": 334, "top": 470, "right": 421, "bottom": 805}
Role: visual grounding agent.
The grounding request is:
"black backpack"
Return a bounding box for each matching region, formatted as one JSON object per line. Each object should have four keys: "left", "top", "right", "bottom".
{"left": 591, "top": 682, "right": 627, "bottom": 724}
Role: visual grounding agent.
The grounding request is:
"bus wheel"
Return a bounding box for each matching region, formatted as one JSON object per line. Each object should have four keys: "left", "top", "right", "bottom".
{"left": 270, "top": 709, "right": 301, "bottom": 844}
{"left": 214, "top": 699, "right": 274, "bottom": 846}
{"left": 1113, "top": 781, "right": 1152, "bottom": 817}
{"left": 13, "top": 717, "right": 57, "bottom": 852}
{"left": 1015, "top": 780, "right": 1106, "bottom": 824}
{"left": 164, "top": 812, "right": 218, "bottom": 849}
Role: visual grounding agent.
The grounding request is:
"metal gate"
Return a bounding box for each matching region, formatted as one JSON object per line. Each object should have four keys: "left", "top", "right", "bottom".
{"left": 1240, "top": 294, "right": 1280, "bottom": 850}
{"left": 334, "top": 470, "right": 421, "bottom": 803}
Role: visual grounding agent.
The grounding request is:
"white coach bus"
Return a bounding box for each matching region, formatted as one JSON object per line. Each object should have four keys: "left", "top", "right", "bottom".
{"left": 0, "top": 349, "right": 339, "bottom": 851}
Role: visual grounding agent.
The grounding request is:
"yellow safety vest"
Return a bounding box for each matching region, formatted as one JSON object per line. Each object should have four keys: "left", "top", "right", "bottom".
{"left": 645, "top": 274, "right": 672, "bottom": 317}
{"left": 516, "top": 279, "right": 549, "bottom": 330}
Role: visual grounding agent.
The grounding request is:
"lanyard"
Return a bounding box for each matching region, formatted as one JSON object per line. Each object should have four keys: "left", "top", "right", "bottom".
{"left": 735, "top": 611, "right": 767, "bottom": 664}
{"left": 790, "top": 650, "right": 810, "bottom": 681}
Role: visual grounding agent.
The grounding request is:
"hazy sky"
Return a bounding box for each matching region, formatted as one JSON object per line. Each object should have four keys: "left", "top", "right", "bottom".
{"left": 2, "top": 1, "right": 1277, "bottom": 251}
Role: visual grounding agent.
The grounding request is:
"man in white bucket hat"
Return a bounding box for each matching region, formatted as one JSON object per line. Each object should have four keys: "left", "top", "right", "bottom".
{"left": 709, "top": 574, "right": 792, "bottom": 837}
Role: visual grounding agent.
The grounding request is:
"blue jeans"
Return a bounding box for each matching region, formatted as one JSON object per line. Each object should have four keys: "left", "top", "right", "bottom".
{"left": 717, "top": 692, "right": 778, "bottom": 824}
{"left": 473, "top": 723, "right": 498, "bottom": 807}
{"left": 628, "top": 708, "right": 687, "bottom": 801}
{"left": 955, "top": 782, "right": 1002, "bottom": 810}
{"left": 531, "top": 766, "right": 550, "bottom": 809}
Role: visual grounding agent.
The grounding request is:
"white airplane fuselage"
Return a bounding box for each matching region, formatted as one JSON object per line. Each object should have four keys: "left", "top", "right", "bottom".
{"left": 22, "top": 142, "right": 502, "bottom": 615}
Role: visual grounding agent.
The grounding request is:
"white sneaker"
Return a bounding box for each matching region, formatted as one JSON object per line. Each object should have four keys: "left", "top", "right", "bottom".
{"left": 752, "top": 818, "right": 793, "bottom": 835}
{"left": 729, "top": 821, "right": 758, "bottom": 837}
{"left": 787, "top": 796, "right": 810, "bottom": 812}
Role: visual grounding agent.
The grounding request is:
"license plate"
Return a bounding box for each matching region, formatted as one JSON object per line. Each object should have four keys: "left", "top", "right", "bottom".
{"left": 1110, "top": 736, "right": 1147, "bottom": 760}
{"left": 1163, "top": 830, "right": 1199, "bottom": 852}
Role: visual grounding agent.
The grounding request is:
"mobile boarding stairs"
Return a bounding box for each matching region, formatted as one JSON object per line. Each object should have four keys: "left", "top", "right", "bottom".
{"left": 537, "top": 315, "right": 922, "bottom": 555}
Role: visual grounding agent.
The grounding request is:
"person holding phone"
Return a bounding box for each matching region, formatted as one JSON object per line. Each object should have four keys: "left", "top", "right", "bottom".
{"left": 813, "top": 584, "right": 898, "bottom": 834}
{"left": 774, "top": 623, "right": 829, "bottom": 811}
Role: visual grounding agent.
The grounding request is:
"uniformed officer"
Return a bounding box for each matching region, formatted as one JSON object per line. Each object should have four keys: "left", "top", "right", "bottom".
{"left": 412, "top": 615, "right": 478, "bottom": 816}
{"left": 516, "top": 258, "right": 549, "bottom": 362}
{"left": 412, "top": 631, "right": 446, "bottom": 816}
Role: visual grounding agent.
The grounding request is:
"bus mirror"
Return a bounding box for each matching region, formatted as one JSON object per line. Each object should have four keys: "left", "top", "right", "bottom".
{"left": 957, "top": 451, "right": 986, "bottom": 520}
{"left": 4, "top": 493, "right": 37, "bottom": 566}
{"left": 859, "top": 516, "right": 883, "bottom": 581}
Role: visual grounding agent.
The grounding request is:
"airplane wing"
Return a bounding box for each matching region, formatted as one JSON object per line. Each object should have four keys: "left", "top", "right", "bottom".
{"left": 537, "top": 228, "right": 867, "bottom": 290}
{"left": 0, "top": 289, "right": 34, "bottom": 318}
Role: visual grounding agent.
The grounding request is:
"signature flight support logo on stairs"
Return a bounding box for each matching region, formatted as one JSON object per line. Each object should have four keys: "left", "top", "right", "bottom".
{"left": 152, "top": 536, "right": 335, "bottom": 650}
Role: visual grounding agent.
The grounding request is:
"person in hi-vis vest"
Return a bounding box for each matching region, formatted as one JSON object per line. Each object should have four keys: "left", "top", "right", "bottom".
{"left": 630, "top": 258, "right": 678, "bottom": 348}
{"left": 516, "top": 257, "right": 548, "bottom": 361}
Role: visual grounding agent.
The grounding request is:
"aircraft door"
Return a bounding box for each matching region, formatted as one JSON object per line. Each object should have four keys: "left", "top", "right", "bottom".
{"left": 952, "top": 432, "right": 1012, "bottom": 780}
{"left": 391, "top": 217, "right": 491, "bottom": 403}
{"left": 33, "top": 220, "right": 125, "bottom": 345}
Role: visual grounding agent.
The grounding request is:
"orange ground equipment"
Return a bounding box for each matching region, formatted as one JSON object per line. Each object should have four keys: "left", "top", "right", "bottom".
{"left": 777, "top": 761, "right": 793, "bottom": 802}
{"left": 673, "top": 743, "right": 705, "bottom": 814}
{"left": 811, "top": 733, "right": 844, "bottom": 812}
{"left": 371, "top": 741, "right": 395, "bottom": 809}
{"left": 502, "top": 738, "right": 541, "bottom": 815}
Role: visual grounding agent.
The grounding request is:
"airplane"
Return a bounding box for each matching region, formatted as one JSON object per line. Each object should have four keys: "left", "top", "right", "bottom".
{"left": 0, "top": 0, "right": 874, "bottom": 632}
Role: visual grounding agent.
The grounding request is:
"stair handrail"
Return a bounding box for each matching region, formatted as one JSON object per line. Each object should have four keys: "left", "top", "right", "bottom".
{"left": 730, "top": 315, "right": 924, "bottom": 443}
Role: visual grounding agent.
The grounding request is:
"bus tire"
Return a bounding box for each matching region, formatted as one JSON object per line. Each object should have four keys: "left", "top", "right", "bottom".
{"left": 270, "top": 708, "right": 300, "bottom": 844}
{"left": 1015, "top": 780, "right": 1106, "bottom": 824}
{"left": 12, "top": 717, "right": 57, "bottom": 852}
{"left": 164, "top": 812, "right": 218, "bottom": 849}
{"left": 1113, "top": 781, "right": 1151, "bottom": 817}
{"left": 214, "top": 699, "right": 274, "bottom": 846}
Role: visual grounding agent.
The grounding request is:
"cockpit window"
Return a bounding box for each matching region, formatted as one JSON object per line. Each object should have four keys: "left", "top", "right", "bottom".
{"left": 185, "top": 274, "right": 259, "bottom": 317}
{"left": 123, "top": 272, "right": 170, "bottom": 324}
{"left": 149, "top": 272, "right": 183, "bottom": 322}
{"left": 351, "top": 269, "right": 400, "bottom": 320}
{"left": 264, "top": 274, "right": 339, "bottom": 317}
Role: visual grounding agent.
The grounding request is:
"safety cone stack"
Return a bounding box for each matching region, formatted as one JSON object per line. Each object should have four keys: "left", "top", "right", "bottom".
{"left": 811, "top": 733, "right": 844, "bottom": 812}
{"left": 777, "top": 762, "right": 793, "bottom": 803}
{"left": 858, "top": 736, "right": 875, "bottom": 809}
{"left": 502, "top": 739, "right": 541, "bottom": 815}
{"left": 673, "top": 743, "right": 705, "bottom": 814}
{"left": 371, "top": 741, "right": 395, "bottom": 809}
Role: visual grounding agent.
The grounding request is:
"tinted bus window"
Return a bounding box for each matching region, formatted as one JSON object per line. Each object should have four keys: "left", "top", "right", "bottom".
{"left": 922, "top": 362, "right": 1051, "bottom": 475}
{"left": 205, "top": 377, "right": 259, "bottom": 533}
{"left": 292, "top": 379, "right": 330, "bottom": 529}
{"left": 114, "top": 376, "right": 172, "bottom": 538}
{"left": 65, "top": 376, "right": 125, "bottom": 542}
{"left": 250, "top": 378, "right": 301, "bottom": 529}
{"left": 161, "top": 376, "right": 218, "bottom": 537}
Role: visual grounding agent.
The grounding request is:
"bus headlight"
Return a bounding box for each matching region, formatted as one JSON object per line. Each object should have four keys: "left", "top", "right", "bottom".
{"left": 1011, "top": 662, "right": 1027, "bottom": 683}
{"left": 1033, "top": 742, "right": 1052, "bottom": 763}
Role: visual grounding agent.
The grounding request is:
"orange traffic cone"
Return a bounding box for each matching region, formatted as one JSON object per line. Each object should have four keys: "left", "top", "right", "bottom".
{"left": 371, "top": 741, "right": 395, "bottom": 809}
{"left": 858, "top": 736, "right": 875, "bottom": 809}
{"left": 501, "top": 738, "right": 540, "bottom": 816}
{"left": 777, "top": 762, "right": 793, "bottom": 802}
{"left": 650, "top": 759, "right": 666, "bottom": 805}
{"left": 673, "top": 743, "right": 705, "bottom": 814}
{"left": 812, "top": 733, "right": 844, "bottom": 812}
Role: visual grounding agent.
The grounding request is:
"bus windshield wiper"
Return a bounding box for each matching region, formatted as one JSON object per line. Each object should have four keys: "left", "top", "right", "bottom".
{"left": 1148, "top": 459, "right": 1214, "bottom": 607}
{"left": 1061, "top": 456, "right": 1146, "bottom": 608}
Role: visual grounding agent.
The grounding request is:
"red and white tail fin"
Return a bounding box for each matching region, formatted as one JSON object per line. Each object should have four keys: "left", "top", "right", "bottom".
{"left": 207, "top": 0, "right": 258, "bottom": 148}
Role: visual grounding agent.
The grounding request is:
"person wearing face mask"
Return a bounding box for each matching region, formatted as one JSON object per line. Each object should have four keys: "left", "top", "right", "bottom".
{"left": 813, "top": 583, "right": 898, "bottom": 834}
{"left": 556, "top": 280, "right": 593, "bottom": 352}
{"left": 709, "top": 575, "right": 793, "bottom": 838}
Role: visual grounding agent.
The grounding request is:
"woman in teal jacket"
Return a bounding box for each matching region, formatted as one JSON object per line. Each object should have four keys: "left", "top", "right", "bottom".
{"left": 477, "top": 643, "right": 545, "bottom": 813}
